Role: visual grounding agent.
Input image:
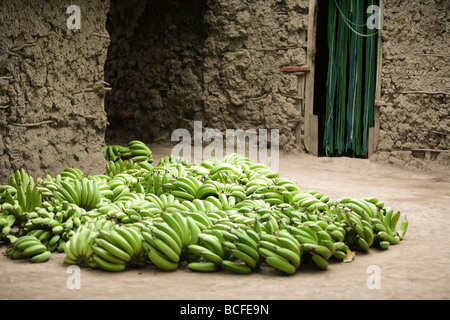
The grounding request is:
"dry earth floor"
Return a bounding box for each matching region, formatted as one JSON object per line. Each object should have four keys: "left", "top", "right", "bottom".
{"left": 1, "top": 144, "right": 449, "bottom": 300}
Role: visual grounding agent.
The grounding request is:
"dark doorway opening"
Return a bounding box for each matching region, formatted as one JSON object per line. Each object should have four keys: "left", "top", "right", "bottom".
{"left": 103, "top": 0, "right": 208, "bottom": 145}
{"left": 313, "top": 0, "right": 379, "bottom": 158}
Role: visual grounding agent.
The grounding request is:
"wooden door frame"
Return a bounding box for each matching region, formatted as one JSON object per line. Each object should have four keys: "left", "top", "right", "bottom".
{"left": 303, "top": 0, "right": 319, "bottom": 156}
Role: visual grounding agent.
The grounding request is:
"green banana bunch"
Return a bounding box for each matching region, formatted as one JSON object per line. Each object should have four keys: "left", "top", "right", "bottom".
{"left": 143, "top": 193, "right": 180, "bottom": 215}
{"left": 258, "top": 232, "right": 301, "bottom": 274}
{"left": 247, "top": 162, "right": 279, "bottom": 179}
{"left": 126, "top": 140, "right": 153, "bottom": 163}
{"left": 53, "top": 178, "right": 101, "bottom": 211}
{"left": 1, "top": 170, "right": 41, "bottom": 224}
{"left": 162, "top": 175, "right": 203, "bottom": 202}
{"left": 195, "top": 180, "right": 246, "bottom": 202}
{"left": 294, "top": 191, "right": 329, "bottom": 213}
{"left": 104, "top": 141, "right": 153, "bottom": 164}
{"left": 104, "top": 145, "right": 123, "bottom": 162}
{"left": 143, "top": 168, "right": 174, "bottom": 196}
{"left": 7, "top": 235, "right": 50, "bottom": 262}
{"left": 63, "top": 226, "right": 97, "bottom": 267}
{"left": 142, "top": 229, "right": 181, "bottom": 271}
{"left": 158, "top": 155, "right": 190, "bottom": 167}
{"left": 59, "top": 168, "right": 84, "bottom": 181}
{"left": 141, "top": 214, "right": 191, "bottom": 272}
{"left": 94, "top": 226, "right": 144, "bottom": 268}
{"left": 106, "top": 159, "right": 142, "bottom": 177}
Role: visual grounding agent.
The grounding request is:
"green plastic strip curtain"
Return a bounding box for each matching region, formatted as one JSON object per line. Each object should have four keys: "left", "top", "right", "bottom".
{"left": 323, "top": 0, "right": 379, "bottom": 157}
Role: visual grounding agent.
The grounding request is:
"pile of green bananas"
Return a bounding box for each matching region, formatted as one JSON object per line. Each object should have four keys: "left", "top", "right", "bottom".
{"left": 0, "top": 140, "right": 408, "bottom": 274}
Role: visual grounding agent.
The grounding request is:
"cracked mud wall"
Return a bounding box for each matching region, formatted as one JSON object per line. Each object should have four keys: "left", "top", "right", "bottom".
{"left": 104, "top": 0, "right": 309, "bottom": 153}
{"left": 200, "top": 0, "right": 309, "bottom": 153}
{"left": 371, "top": 0, "right": 450, "bottom": 175}
{"left": 0, "top": 0, "right": 110, "bottom": 183}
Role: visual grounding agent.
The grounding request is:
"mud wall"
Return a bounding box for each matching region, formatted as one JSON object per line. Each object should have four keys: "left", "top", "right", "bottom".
{"left": 371, "top": 0, "right": 450, "bottom": 173}
{"left": 200, "top": 0, "right": 308, "bottom": 153}
{"left": 104, "top": 0, "right": 309, "bottom": 153}
{"left": 0, "top": 0, "right": 110, "bottom": 183}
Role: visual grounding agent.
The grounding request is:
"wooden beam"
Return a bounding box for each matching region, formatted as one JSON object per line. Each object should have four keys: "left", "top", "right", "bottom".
{"left": 374, "top": 100, "right": 386, "bottom": 107}
{"left": 282, "top": 66, "right": 310, "bottom": 73}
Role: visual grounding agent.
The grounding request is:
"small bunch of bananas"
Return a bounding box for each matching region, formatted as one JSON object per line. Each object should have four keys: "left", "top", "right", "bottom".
{"left": 247, "top": 184, "right": 294, "bottom": 206}
{"left": 63, "top": 225, "right": 98, "bottom": 267}
{"left": 196, "top": 180, "right": 247, "bottom": 201}
{"left": 158, "top": 155, "right": 191, "bottom": 167}
{"left": 52, "top": 177, "right": 101, "bottom": 211}
{"left": 90, "top": 226, "right": 146, "bottom": 271}
{"left": 6, "top": 235, "right": 52, "bottom": 263}
{"left": 142, "top": 212, "right": 196, "bottom": 271}
{"left": 1, "top": 168, "right": 42, "bottom": 224}
{"left": 162, "top": 176, "right": 203, "bottom": 202}
{"left": 104, "top": 141, "right": 153, "bottom": 163}
{"left": 106, "top": 159, "right": 153, "bottom": 177}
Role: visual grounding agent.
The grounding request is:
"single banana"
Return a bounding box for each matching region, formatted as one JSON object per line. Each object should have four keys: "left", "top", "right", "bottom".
{"left": 22, "top": 243, "right": 47, "bottom": 258}
{"left": 188, "top": 261, "right": 220, "bottom": 272}
{"left": 187, "top": 244, "right": 223, "bottom": 264}
{"left": 389, "top": 211, "right": 401, "bottom": 233}
{"left": 186, "top": 215, "right": 201, "bottom": 246}
{"left": 172, "top": 211, "right": 190, "bottom": 247}
{"left": 397, "top": 216, "right": 408, "bottom": 240}
{"left": 100, "top": 229, "right": 135, "bottom": 258}
{"left": 153, "top": 221, "right": 183, "bottom": 250}
{"left": 333, "top": 250, "right": 347, "bottom": 260}
{"left": 31, "top": 250, "right": 52, "bottom": 263}
{"left": 92, "top": 254, "right": 126, "bottom": 272}
{"left": 146, "top": 244, "right": 178, "bottom": 272}
{"left": 228, "top": 248, "right": 258, "bottom": 269}
{"left": 357, "top": 236, "right": 370, "bottom": 252}
{"left": 377, "top": 231, "right": 400, "bottom": 245}
{"left": 91, "top": 245, "right": 127, "bottom": 265}
{"left": 310, "top": 252, "right": 328, "bottom": 270}
{"left": 220, "top": 259, "right": 252, "bottom": 274}
{"left": 265, "top": 256, "right": 296, "bottom": 275}
{"left": 94, "top": 238, "right": 131, "bottom": 263}
{"left": 378, "top": 240, "right": 390, "bottom": 249}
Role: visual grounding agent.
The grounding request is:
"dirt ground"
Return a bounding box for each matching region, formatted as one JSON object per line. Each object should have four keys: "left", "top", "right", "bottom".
{"left": 1, "top": 144, "right": 449, "bottom": 300}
